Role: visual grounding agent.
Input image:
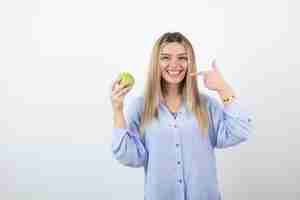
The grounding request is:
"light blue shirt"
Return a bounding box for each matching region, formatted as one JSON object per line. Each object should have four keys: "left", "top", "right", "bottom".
{"left": 112, "top": 94, "right": 253, "bottom": 200}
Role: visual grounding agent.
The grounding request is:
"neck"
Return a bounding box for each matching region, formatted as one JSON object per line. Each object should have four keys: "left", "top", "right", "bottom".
{"left": 163, "top": 85, "right": 183, "bottom": 113}
{"left": 166, "top": 84, "right": 180, "bottom": 97}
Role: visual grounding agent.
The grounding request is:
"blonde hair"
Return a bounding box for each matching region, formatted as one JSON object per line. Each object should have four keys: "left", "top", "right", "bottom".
{"left": 139, "top": 32, "right": 209, "bottom": 136}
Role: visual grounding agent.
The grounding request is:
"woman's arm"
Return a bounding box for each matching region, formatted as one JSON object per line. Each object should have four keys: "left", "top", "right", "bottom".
{"left": 112, "top": 97, "right": 148, "bottom": 167}
{"left": 190, "top": 60, "right": 253, "bottom": 148}
{"left": 207, "top": 95, "right": 253, "bottom": 149}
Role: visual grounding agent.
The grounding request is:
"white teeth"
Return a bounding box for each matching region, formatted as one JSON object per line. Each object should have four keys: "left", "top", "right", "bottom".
{"left": 167, "top": 70, "right": 181, "bottom": 75}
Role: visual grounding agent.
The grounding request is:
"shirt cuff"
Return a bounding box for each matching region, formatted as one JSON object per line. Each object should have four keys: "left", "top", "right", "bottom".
{"left": 223, "top": 98, "right": 253, "bottom": 122}
{"left": 112, "top": 128, "right": 127, "bottom": 150}
{"left": 223, "top": 98, "right": 243, "bottom": 118}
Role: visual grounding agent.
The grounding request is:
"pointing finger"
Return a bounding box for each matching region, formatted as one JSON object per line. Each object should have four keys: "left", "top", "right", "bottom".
{"left": 211, "top": 59, "right": 218, "bottom": 71}
{"left": 189, "top": 71, "right": 207, "bottom": 76}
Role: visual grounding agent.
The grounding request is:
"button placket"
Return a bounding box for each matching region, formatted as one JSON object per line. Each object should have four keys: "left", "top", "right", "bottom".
{"left": 173, "top": 123, "right": 184, "bottom": 188}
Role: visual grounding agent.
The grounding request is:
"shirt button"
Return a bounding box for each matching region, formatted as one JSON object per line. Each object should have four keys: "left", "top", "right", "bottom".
{"left": 178, "top": 179, "right": 182, "bottom": 183}
{"left": 176, "top": 144, "right": 179, "bottom": 147}
{"left": 177, "top": 161, "right": 181, "bottom": 165}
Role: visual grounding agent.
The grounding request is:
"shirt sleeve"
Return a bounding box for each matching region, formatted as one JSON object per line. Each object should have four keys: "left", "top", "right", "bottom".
{"left": 111, "top": 96, "right": 148, "bottom": 168}
{"left": 207, "top": 95, "right": 254, "bottom": 149}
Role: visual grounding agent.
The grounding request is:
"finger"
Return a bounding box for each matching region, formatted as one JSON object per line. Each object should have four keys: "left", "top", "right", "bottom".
{"left": 112, "top": 84, "right": 127, "bottom": 97}
{"left": 115, "top": 86, "right": 132, "bottom": 98}
{"left": 211, "top": 59, "right": 218, "bottom": 71}
{"left": 112, "top": 78, "right": 122, "bottom": 91}
{"left": 114, "top": 85, "right": 131, "bottom": 96}
{"left": 189, "top": 71, "right": 206, "bottom": 76}
{"left": 111, "top": 86, "right": 123, "bottom": 100}
{"left": 113, "top": 81, "right": 127, "bottom": 93}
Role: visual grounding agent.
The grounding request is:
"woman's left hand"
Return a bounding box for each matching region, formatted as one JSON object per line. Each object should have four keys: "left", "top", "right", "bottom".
{"left": 190, "top": 59, "right": 229, "bottom": 91}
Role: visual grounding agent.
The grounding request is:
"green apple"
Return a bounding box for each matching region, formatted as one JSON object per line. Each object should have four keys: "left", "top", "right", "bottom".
{"left": 118, "top": 72, "right": 135, "bottom": 87}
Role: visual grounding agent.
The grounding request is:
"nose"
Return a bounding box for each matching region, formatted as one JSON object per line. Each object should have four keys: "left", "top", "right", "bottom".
{"left": 169, "top": 58, "right": 180, "bottom": 67}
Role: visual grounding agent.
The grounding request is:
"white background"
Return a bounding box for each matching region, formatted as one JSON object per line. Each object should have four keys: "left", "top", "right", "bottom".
{"left": 1, "top": 0, "right": 299, "bottom": 199}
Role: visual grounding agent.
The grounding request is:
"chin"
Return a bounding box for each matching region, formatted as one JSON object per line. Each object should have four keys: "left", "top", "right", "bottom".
{"left": 168, "top": 79, "right": 184, "bottom": 84}
{"left": 163, "top": 77, "right": 186, "bottom": 85}
{"left": 162, "top": 71, "right": 186, "bottom": 84}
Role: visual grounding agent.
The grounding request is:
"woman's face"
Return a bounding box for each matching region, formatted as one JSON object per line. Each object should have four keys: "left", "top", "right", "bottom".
{"left": 159, "top": 42, "right": 188, "bottom": 86}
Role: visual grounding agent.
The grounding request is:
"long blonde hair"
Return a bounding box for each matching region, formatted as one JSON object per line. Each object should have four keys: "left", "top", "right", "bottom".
{"left": 139, "top": 32, "right": 209, "bottom": 136}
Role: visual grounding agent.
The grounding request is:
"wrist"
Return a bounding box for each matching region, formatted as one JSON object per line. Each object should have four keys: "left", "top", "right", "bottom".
{"left": 217, "top": 84, "right": 236, "bottom": 104}
{"left": 113, "top": 108, "right": 123, "bottom": 115}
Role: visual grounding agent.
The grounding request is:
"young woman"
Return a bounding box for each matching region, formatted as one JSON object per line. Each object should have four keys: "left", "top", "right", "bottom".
{"left": 110, "top": 32, "right": 253, "bottom": 200}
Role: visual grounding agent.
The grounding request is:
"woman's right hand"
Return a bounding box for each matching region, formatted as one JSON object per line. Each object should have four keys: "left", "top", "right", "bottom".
{"left": 110, "top": 78, "right": 133, "bottom": 113}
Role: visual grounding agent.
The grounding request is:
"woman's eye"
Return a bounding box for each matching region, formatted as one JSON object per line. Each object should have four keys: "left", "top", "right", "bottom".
{"left": 179, "top": 57, "right": 187, "bottom": 60}
{"left": 160, "top": 57, "right": 169, "bottom": 60}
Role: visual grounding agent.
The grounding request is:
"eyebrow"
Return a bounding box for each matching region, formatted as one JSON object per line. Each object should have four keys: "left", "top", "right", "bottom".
{"left": 160, "top": 53, "right": 187, "bottom": 56}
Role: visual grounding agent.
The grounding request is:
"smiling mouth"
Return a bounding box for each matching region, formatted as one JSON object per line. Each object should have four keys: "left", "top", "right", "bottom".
{"left": 167, "top": 70, "right": 183, "bottom": 76}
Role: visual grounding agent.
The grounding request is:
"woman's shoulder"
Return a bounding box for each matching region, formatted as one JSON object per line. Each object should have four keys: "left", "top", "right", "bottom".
{"left": 130, "top": 95, "right": 145, "bottom": 106}
{"left": 125, "top": 94, "right": 145, "bottom": 113}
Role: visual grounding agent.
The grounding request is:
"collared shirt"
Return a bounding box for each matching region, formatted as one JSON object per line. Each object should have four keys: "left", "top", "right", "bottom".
{"left": 170, "top": 111, "right": 178, "bottom": 119}
{"left": 112, "top": 94, "right": 253, "bottom": 200}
